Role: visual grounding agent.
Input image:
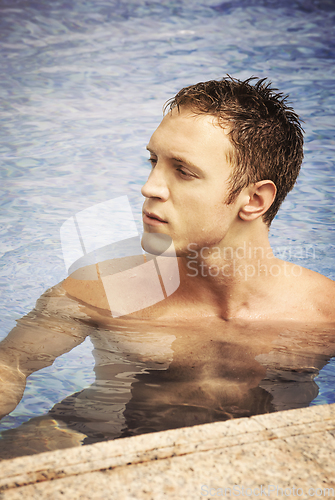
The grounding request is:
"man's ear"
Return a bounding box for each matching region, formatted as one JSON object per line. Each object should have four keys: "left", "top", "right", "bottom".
{"left": 238, "top": 180, "right": 277, "bottom": 221}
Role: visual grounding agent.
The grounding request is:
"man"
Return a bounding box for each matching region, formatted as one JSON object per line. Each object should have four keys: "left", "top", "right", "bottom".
{"left": 64, "top": 76, "right": 335, "bottom": 322}
{"left": 0, "top": 76, "right": 334, "bottom": 456}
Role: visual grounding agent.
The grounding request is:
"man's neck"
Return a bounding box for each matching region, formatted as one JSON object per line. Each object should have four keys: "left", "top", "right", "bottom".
{"left": 175, "top": 229, "right": 286, "bottom": 320}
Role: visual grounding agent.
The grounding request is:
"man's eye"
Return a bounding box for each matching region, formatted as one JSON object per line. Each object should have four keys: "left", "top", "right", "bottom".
{"left": 177, "top": 168, "right": 192, "bottom": 179}
{"left": 148, "top": 158, "right": 157, "bottom": 167}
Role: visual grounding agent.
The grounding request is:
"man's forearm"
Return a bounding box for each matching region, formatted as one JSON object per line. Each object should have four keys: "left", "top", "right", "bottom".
{"left": 0, "top": 362, "right": 26, "bottom": 419}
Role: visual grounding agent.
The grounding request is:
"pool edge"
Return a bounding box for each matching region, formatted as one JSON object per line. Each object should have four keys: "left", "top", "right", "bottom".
{"left": 1, "top": 403, "right": 335, "bottom": 498}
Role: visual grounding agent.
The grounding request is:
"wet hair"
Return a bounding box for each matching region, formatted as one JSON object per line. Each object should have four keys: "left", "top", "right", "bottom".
{"left": 164, "top": 76, "right": 304, "bottom": 225}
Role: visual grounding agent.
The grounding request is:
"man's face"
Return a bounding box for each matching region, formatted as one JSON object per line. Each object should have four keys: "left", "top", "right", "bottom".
{"left": 141, "top": 106, "right": 243, "bottom": 256}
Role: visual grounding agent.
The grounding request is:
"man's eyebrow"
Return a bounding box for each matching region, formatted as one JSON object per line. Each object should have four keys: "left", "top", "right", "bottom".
{"left": 146, "top": 147, "right": 204, "bottom": 176}
{"left": 171, "top": 155, "right": 204, "bottom": 175}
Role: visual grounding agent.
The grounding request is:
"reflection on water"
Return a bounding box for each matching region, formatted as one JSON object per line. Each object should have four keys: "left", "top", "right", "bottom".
{"left": 0, "top": 284, "right": 334, "bottom": 460}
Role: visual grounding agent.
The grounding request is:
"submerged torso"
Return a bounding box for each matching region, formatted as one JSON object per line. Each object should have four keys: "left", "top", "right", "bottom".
{"left": 1, "top": 282, "right": 334, "bottom": 457}
{"left": 47, "top": 283, "right": 335, "bottom": 440}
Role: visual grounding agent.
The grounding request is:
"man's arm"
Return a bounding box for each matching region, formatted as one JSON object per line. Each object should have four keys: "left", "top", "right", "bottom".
{"left": 0, "top": 283, "right": 91, "bottom": 418}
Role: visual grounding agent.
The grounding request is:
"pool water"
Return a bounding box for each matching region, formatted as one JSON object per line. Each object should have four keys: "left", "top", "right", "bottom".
{"left": 0, "top": 0, "right": 334, "bottom": 457}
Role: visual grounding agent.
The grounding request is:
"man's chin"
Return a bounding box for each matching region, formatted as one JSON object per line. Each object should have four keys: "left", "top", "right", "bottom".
{"left": 141, "top": 232, "right": 176, "bottom": 257}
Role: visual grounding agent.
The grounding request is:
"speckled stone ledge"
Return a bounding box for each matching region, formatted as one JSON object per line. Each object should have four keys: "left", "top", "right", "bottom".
{"left": 1, "top": 404, "right": 335, "bottom": 499}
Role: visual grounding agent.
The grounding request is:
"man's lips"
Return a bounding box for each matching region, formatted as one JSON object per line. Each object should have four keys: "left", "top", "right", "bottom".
{"left": 143, "top": 210, "right": 168, "bottom": 225}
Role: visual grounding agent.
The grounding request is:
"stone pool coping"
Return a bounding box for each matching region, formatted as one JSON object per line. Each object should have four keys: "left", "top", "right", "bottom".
{"left": 1, "top": 404, "right": 335, "bottom": 499}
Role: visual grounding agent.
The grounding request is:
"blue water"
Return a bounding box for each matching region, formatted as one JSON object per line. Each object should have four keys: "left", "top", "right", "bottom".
{"left": 0, "top": 0, "right": 335, "bottom": 434}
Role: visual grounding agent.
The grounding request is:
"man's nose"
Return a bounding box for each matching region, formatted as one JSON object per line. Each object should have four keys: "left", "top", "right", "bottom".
{"left": 141, "top": 164, "right": 169, "bottom": 201}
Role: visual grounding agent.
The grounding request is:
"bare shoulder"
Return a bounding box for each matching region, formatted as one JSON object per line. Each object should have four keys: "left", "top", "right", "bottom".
{"left": 62, "top": 255, "right": 147, "bottom": 311}
{"left": 297, "top": 265, "right": 335, "bottom": 322}
{"left": 62, "top": 264, "right": 110, "bottom": 310}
